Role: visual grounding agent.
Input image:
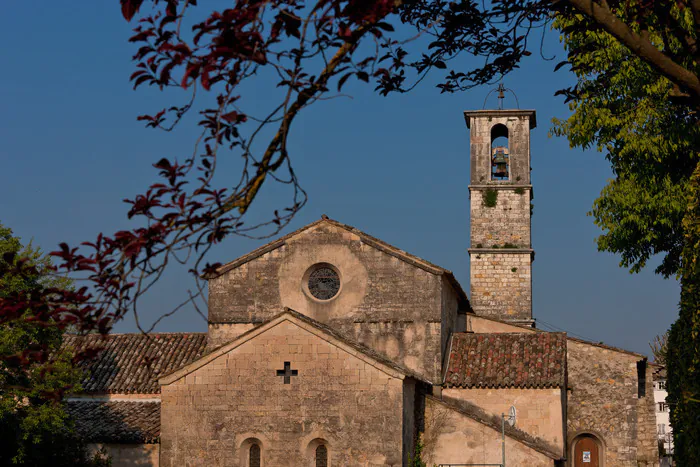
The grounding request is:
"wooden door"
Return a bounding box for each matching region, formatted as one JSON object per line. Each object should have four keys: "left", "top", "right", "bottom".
{"left": 574, "top": 437, "right": 599, "bottom": 467}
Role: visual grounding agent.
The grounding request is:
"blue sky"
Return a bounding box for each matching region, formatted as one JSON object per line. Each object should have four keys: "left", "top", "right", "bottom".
{"left": 0, "top": 3, "right": 679, "bottom": 356}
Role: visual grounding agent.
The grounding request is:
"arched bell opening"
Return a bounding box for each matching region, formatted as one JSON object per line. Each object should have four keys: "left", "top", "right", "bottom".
{"left": 490, "top": 123, "right": 510, "bottom": 181}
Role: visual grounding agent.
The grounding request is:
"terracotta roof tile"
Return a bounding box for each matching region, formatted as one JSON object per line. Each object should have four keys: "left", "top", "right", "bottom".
{"left": 445, "top": 332, "right": 566, "bottom": 389}
{"left": 66, "top": 401, "right": 160, "bottom": 444}
{"left": 62, "top": 333, "right": 207, "bottom": 394}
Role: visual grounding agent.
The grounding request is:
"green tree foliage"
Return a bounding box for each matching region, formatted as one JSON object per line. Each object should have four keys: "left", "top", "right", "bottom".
{"left": 551, "top": 10, "right": 698, "bottom": 279}
{"left": 0, "top": 223, "right": 107, "bottom": 466}
{"left": 552, "top": 9, "right": 700, "bottom": 463}
{"left": 666, "top": 169, "right": 700, "bottom": 465}
{"left": 407, "top": 433, "right": 428, "bottom": 467}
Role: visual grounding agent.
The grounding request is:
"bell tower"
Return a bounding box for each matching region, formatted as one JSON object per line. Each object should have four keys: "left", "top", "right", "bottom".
{"left": 465, "top": 107, "right": 536, "bottom": 326}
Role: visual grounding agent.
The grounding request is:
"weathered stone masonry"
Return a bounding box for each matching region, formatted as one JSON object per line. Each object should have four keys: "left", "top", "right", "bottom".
{"left": 567, "top": 340, "right": 659, "bottom": 466}
{"left": 466, "top": 109, "right": 536, "bottom": 325}
{"left": 470, "top": 188, "right": 531, "bottom": 248}
{"left": 160, "top": 316, "right": 409, "bottom": 466}
{"left": 469, "top": 252, "right": 532, "bottom": 321}
{"left": 207, "top": 220, "right": 468, "bottom": 383}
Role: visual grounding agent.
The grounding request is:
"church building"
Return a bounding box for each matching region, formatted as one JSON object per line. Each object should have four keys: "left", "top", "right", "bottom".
{"left": 64, "top": 108, "right": 659, "bottom": 466}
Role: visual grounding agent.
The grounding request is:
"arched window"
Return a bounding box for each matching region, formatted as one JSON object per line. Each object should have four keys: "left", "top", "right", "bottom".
{"left": 249, "top": 443, "right": 261, "bottom": 467}
{"left": 490, "top": 124, "right": 509, "bottom": 181}
{"left": 315, "top": 444, "right": 328, "bottom": 467}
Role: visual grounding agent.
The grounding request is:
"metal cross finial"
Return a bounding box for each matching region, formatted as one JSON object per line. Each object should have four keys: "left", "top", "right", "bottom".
{"left": 497, "top": 83, "right": 506, "bottom": 110}
{"left": 482, "top": 83, "right": 520, "bottom": 110}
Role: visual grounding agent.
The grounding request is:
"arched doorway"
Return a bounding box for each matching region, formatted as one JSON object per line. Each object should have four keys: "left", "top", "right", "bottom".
{"left": 572, "top": 434, "right": 602, "bottom": 467}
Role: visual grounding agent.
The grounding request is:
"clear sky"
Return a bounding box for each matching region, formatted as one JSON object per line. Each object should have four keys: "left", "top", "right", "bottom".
{"left": 0, "top": 3, "right": 679, "bottom": 356}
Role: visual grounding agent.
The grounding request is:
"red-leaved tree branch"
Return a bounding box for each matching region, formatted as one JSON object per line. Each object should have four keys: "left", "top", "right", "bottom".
{"left": 3, "top": 0, "right": 700, "bottom": 392}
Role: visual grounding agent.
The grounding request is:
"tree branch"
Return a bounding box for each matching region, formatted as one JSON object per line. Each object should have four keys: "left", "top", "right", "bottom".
{"left": 223, "top": 27, "right": 370, "bottom": 215}
{"left": 566, "top": 0, "right": 700, "bottom": 105}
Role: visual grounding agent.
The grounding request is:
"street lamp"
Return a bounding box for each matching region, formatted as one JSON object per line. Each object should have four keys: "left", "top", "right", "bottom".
{"left": 501, "top": 407, "right": 517, "bottom": 467}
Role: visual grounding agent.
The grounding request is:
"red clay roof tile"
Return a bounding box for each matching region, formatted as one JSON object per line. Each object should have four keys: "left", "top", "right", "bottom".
{"left": 445, "top": 332, "right": 566, "bottom": 389}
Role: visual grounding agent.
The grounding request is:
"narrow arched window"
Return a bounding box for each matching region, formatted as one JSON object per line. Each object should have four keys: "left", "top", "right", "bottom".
{"left": 315, "top": 444, "right": 328, "bottom": 467}
{"left": 249, "top": 443, "right": 261, "bottom": 467}
{"left": 490, "top": 124, "right": 509, "bottom": 181}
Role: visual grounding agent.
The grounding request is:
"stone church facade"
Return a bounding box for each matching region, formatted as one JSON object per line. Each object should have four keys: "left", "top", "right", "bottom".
{"left": 64, "top": 109, "right": 659, "bottom": 466}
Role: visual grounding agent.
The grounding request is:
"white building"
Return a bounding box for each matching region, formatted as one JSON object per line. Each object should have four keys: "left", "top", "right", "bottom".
{"left": 653, "top": 366, "right": 673, "bottom": 460}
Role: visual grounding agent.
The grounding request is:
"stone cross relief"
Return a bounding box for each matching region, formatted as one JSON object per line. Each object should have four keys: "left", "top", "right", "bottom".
{"left": 276, "top": 361, "right": 298, "bottom": 384}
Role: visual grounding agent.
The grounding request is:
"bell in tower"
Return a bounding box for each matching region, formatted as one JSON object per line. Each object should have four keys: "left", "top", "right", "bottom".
{"left": 491, "top": 146, "right": 509, "bottom": 180}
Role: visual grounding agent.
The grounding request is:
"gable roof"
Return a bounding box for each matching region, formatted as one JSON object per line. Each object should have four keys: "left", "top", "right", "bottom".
{"left": 66, "top": 400, "right": 160, "bottom": 444}
{"left": 62, "top": 333, "right": 208, "bottom": 394}
{"left": 427, "top": 396, "right": 561, "bottom": 460}
{"left": 160, "top": 308, "right": 432, "bottom": 386}
{"left": 207, "top": 216, "right": 471, "bottom": 311}
{"left": 444, "top": 332, "right": 567, "bottom": 389}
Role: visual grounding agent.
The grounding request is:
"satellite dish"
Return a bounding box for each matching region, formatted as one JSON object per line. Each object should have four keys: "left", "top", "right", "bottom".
{"left": 508, "top": 406, "right": 517, "bottom": 427}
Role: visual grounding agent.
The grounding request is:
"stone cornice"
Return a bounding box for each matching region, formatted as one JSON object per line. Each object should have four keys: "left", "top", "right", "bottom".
{"left": 468, "top": 184, "right": 532, "bottom": 190}
{"left": 468, "top": 248, "right": 533, "bottom": 254}
{"left": 463, "top": 109, "right": 537, "bottom": 128}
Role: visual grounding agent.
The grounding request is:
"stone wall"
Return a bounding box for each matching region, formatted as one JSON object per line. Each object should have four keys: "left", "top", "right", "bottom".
{"left": 443, "top": 387, "right": 565, "bottom": 454}
{"left": 422, "top": 397, "right": 556, "bottom": 466}
{"left": 441, "top": 275, "right": 461, "bottom": 360}
{"left": 469, "top": 252, "right": 532, "bottom": 321}
{"left": 467, "top": 314, "right": 529, "bottom": 333}
{"left": 636, "top": 363, "right": 660, "bottom": 466}
{"left": 208, "top": 222, "right": 463, "bottom": 381}
{"left": 160, "top": 319, "right": 407, "bottom": 466}
{"left": 567, "top": 340, "right": 659, "bottom": 467}
{"left": 470, "top": 188, "right": 531, "bottom": 248}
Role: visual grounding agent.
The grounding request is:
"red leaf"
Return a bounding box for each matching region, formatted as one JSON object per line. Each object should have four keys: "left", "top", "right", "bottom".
{"left": 201, "top": 68, "right": 211, "bottom": 91}
{"left": 221, "top": 111, "right": 246, "bottom": 123}
{"left": 121, "top": 0, "right": 144, "bottom": 22}
{"left": 181, "top": 62, "right": 200, "bottom": 88}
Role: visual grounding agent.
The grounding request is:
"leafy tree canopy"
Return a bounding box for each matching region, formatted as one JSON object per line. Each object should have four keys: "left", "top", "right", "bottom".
{"left": 0, "top": 224, "right": 105, "bottom": 466}
{"left": 552, "top": 10, "right": 699, "bottom": 278}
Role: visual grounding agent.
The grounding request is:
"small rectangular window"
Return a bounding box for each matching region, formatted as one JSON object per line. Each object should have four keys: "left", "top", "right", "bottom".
{"left": 658, "top": 424, "right": 666, "bottom": 434}
{"left": 658, "top": 402, "right": 667, "bottom": 412}
{"left": 637, "top": 360, "right": 647, "bottom": 397}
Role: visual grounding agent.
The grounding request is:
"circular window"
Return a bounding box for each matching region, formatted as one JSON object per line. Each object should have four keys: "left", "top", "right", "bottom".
{"left": 307, "top": 265, "right": 341, "bottom": 300}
